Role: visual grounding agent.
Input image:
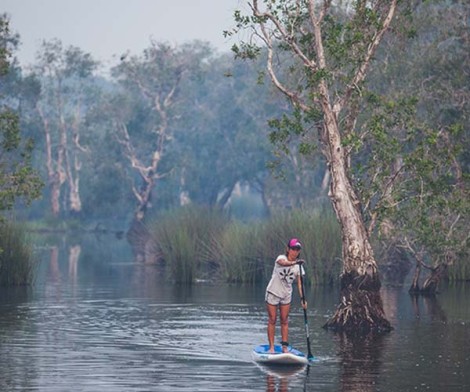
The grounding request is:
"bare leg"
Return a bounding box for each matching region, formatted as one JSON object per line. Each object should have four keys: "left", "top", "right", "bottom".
{"left": 266, "top": 303, "right": 277, "bottom": 353}
{"left": 280, "top": 303, "right": 290, "bottom": 353}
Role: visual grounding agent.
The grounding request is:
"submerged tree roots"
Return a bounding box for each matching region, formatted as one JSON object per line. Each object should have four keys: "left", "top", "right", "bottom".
{"left": 323, "top": 272, "right": 393, "bottom": 335}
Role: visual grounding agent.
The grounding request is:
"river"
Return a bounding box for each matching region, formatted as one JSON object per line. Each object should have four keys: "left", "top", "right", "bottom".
{"left": 0, "top": 234, "right": 468, "bottom": 391}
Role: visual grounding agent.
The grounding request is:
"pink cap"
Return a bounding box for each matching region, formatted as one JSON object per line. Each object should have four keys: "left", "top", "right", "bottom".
{"left": 288, "top": 238, "right": 302, "bottom": 248}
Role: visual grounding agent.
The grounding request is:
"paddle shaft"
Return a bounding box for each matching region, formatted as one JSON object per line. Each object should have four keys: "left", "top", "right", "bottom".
{"left": 299, "top": 262, "right": 313, "bottom": 360}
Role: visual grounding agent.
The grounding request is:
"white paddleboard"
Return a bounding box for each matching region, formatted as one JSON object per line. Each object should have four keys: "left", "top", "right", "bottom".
{"left": 252, "top": 344, "right": 309, "bottom": 366}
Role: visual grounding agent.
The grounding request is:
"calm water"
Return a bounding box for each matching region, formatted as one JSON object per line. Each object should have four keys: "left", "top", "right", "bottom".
{"left": 0, "top": 235, "right": 469, "bottom": 391}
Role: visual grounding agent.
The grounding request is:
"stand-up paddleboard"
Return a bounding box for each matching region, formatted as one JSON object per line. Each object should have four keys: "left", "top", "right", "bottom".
{"left": 252, "top": 344, "right": 309, "bottom": 366}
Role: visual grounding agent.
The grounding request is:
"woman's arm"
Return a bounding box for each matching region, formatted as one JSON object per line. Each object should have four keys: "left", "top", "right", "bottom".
{"left": 276, "top": 255, "right": 297, "bottom": 267}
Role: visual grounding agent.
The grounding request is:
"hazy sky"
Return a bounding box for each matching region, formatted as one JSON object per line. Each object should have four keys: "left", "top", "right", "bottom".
{"left": 3, "top": 0, "right": 245, "bottom": 70}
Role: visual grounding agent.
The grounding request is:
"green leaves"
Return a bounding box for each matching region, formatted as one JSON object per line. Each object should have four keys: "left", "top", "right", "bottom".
{"left": 0, "top": 15, "right": 43, "bottom": 211}
{"left": 0, "top": 110, "right": 20, "bottom": 150}
{"left": 231, "top": 43, "right": 262, "bottom": 61}
{"left": 268, "top": 107, "right": 310, "bottom": 154}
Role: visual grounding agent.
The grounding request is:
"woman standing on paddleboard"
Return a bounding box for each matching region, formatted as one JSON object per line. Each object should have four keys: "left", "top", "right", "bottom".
{"left": 265, "top": 238, "right": 307, "bottom": 353}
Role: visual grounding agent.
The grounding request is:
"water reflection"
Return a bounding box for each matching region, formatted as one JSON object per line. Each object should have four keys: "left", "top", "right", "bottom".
{"left": 68, "top": 244, "right": 81, "bottom": 285}
{"left": 256, "top": 364, "right": 307, "bottom": 392}
{"left": 0, "top": 234, "right": 469, "bottom": 391}
{"left": 411, "top": 294, "right": 448, "bottom": 323}
{"left": 336, "top": 333, "right": 386, "bottom": 392}
{"left": 47, "top": 245, "right": 60, "bottom": 282}
{"left": 266, "top": 373, "right": 289, "bottom": 392}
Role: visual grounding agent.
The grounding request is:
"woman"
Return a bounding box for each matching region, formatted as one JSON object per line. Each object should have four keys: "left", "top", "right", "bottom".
{"left": 265, "top": 238, "right": 307, "bottom": 353}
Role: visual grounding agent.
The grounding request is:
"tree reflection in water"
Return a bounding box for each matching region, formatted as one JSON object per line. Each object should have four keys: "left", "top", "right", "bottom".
{"left": 337, "top": 332, "right": 387, "bottom": 392}
{"left": 411, "top": 294, "right": 448, "bottom": 323}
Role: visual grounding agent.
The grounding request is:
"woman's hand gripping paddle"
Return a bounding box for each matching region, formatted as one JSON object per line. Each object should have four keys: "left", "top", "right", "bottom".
{"left": 298, "top": 260, "right": 315, "bottom": 362}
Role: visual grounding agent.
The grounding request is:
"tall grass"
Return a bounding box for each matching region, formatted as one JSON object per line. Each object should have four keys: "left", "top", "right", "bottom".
{"left": 148, "top": 206, "right": 342, "bottom": 284}
{"left": 260, "top": 208, "right": 343, "bottom": 285}
{"left": 0, "top": 220, "right": 36, "bottom": 286}
{"left": 447, "top": 255, "right": 470, "bottom": 282}
{"left": 149, "top": 206, "right": 230, "bottom": 283}
{"left": 207, "top": 222, "right": 267, "bottom": 283}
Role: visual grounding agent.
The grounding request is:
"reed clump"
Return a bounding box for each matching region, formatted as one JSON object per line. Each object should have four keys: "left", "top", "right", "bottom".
{"left": 447, "top": 256, "right": 470, "bottom": 282}
{"left": 206, "top": 222, "right": 267, "bottom": 283}
{"left": 149, "top": 206, "right": 230, "bottom": 283}
{"left": 259, "top": 208, "right": 343, "bottom": 285}
{"left": 0, "top": 220, "right": 36, "bottom": 286}
{"left": 149, "top": 206, "right": 342, "bottom": 284}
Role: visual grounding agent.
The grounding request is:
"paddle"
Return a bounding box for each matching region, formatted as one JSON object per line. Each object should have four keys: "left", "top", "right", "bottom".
{"left": 298, "top": 260, "right": 314, "bottom": 361}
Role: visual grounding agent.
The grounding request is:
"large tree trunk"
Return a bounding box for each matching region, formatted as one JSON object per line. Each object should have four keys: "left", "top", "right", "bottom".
{"left": 49, "top": 176, "right": 62, "bottom": 217}
{"left": 65, "top": 152, "right": 83, "bottom": 215}
{"left": 409, "top": 257, "right": 422, "bottom": 294}
{"left": 117, "top": 122, "right": 161, "bottom": 224}
{"left": 407, "top": 243, "right": 447, "bottom": 296}
{"left": 37, "top": 104, "right": 66, "bottom": 217}
{"left": 245, "top": 0, "right": 397, "bottom": 334}
{"left": 217, "top": 182, "right": 236, "bottom": 209}
{"left": 67, "top": 107, "right": 87, "bottom": 215}
{"left": 322, "top": 100, "right": 392, "bottom": 334}
{"left": 133, "top": 178, "right": 155, "bottom": 223}
{"left": 421, "top": 263, "right": 447, "bottom": 295}
{"left": 68, "top": 177, "right": 82, "bottom": 214}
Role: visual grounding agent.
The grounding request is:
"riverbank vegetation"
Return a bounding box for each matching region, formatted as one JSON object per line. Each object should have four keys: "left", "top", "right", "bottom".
{"left": 0, "top": 1, "right": 468, "bottom": 290}
{"left": 0, "top": 221, "right": 36, "bottom": 286}
{"left": 0, "top": 16, "right": 43, "bottom": 286}
{"left": 148, "top": 206, "right": 342, "bottom": 284}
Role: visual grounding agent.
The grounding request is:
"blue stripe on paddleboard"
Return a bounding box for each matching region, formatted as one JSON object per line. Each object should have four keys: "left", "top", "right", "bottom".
{"left": 253, "top": 344, "right": 306, "bottom": 357}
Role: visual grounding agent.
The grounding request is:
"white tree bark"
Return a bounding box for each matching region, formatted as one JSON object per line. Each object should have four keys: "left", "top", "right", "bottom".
{"left": 247, "top": 0, "right": 398, "bottom": 332}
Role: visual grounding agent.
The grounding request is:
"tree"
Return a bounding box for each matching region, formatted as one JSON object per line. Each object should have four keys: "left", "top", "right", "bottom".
{"left": 111, "top": 41, "right": 211, "bottom": 226}
{"left": 177, "top": 51, "right": 327, "bottom": 214}
{"left": 75, "top": 77, "right": 134, "bottom": 222}
{"left": 230, "top": 0, "right": 401, "bottom": 333}
{"left": 362, "top": 1, "right": 470, "bottom": 293}
{"left": 175, "top": 52, "right": 275, "bottom": 210}
{"left": 0, "top": 14, "right": 42, "bottom": 213}
{"left": 33, "top": 39, "right": 97, "bottom": 218}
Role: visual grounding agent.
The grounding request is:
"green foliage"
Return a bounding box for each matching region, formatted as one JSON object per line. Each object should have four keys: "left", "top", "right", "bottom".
{"left": 0, "top": 14, "right": 19, "bottom": 76}
{"left": 0, "top": 110, "right": 20, "bottom": 149}
{"left": 267, "top": 104, "right": 325, "bottom": 209}
{"left": 355, "top": 87, "right": 469, "bottom": 277}
{"left": 0, "top": 15, "right": 43, "bottom": 211}
{"left": 171, "top": 52, "right": 277, "bottom": 208}
{"left": 3, "top": 1, "right": 466, "bottom": 286}
{"left": 230, "top": 0, "right": 469, "bottom": 281}
{"left": 0, "top": 220, "right": 36, "bottom": 286}
{"left": 0, "top": 108, "right": 43, "bottom": 209}
{"left": 358, "top": 0, "right": 470, "bottom": 275}
{"left": 269, "top": 108, "right": 307, "bottom": 151}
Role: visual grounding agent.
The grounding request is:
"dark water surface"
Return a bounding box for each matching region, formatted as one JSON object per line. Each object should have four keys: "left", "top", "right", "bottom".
{"left": 0, "top": 235, "right": 469, "bottom": 391}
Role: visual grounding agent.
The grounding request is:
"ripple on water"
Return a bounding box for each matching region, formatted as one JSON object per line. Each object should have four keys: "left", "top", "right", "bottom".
{"left": 2, "top": 280, "right": 470, "bottom": 391}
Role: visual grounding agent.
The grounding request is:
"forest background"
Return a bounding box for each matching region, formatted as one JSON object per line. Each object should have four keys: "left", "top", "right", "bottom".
{"left": 0, "top": 1, "right": 468, "bottom": 287}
